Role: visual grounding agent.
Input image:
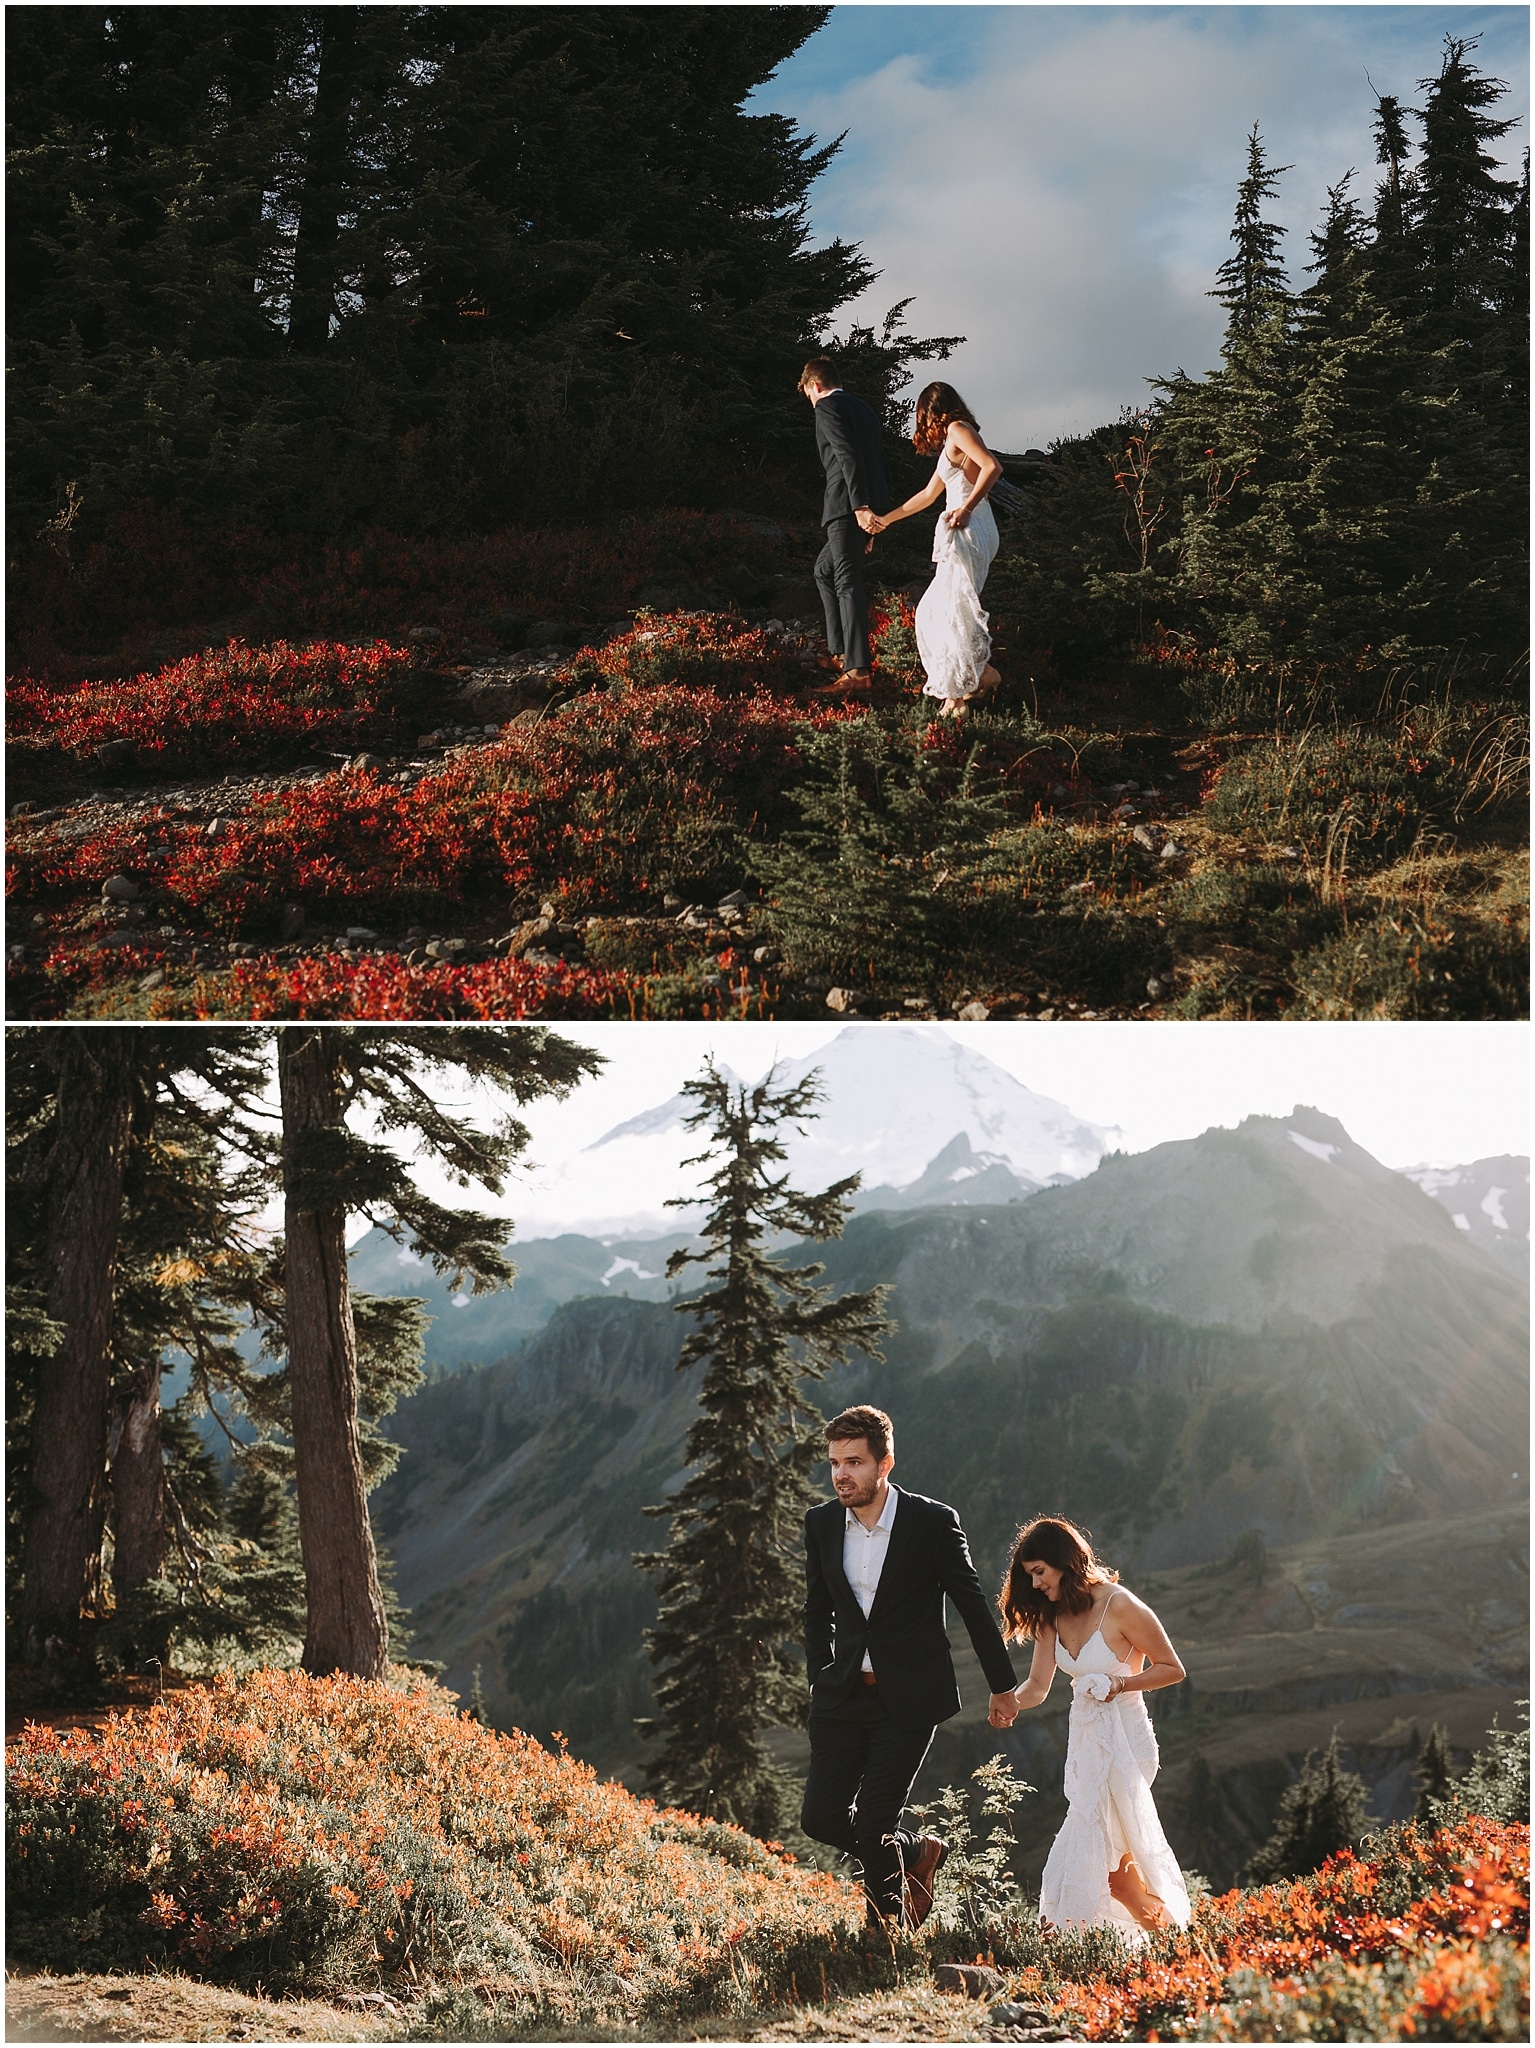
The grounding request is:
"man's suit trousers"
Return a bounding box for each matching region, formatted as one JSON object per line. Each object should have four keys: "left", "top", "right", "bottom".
{"left": 814, "top": 514, "right": 871, "bottom": 672}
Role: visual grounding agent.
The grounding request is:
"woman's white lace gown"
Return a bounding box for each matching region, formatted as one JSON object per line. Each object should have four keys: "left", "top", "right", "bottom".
{"left": 1039, "top": 1623, "right": 1191, "bottom": 1943}
{"left": 916, "top": 451, "right": 999, "bottom": 704}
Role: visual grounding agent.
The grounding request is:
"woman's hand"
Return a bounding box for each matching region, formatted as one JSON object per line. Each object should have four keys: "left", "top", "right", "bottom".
{"left": 945, "top": 503, "right": 972, "bottom": 530}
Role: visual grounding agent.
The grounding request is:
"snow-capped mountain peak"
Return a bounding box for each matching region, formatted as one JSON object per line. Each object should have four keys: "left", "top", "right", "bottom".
{"left": 540, "top": 1026, "right": 1120, "bottom": 1235}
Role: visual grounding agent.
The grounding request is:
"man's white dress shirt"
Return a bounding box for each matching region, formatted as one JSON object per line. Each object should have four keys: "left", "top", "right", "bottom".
{"left": 843, "top": 1481, "right": 899, "bottom": 1673}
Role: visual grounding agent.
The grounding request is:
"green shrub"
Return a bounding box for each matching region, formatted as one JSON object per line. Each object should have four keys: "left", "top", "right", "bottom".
{"left": 1205, "top": 727, "right": 1446, "bottom": 862}
{"left": 1288, "top": 913, "right": 1528, "bottom": 1019}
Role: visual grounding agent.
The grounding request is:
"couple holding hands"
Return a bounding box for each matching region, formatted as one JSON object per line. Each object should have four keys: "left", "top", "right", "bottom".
{"left": 802, "top": 1404, "right": 1191, "bottom": 1940}
{"left": 801, "top": 358, "right": 1005, "bottom": 718}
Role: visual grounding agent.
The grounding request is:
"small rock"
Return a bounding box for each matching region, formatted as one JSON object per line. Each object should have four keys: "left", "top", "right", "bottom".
{"left": 717, "top": 888, "right": 749, "bottom": 910}
{"left": 205, "top": 816, "right": 230, "bottom": 840}
{"left": 346, "top": 926, "right": 379, "bottom": 942}
{"left": 1160, "top": 839, "right": 1184, "bottom": 860}
{"left": 505, "top": 918, "right": 552, "bottom": 959}
{"left": 662, "top": 893, "right": 683, "bottom": 910}
{"left": 101, "top": 874, "right": 140, "bottom": 902}
{"left": 825, "top": 987, "right": 856, "bottom": 1013}
{"left": 752, "top": 945, "right": 778, "bottom": 965}
{"left": 348, "top": 752, "right": 385, "bottom": 774}
{"left": 525, "top": 619, "right": 571, "bottom": 648}
{"left": 96, "top": 930, "right": 139, "bottom": 950}
{"left": 1146, "top": 976, "right": 1168, "bottom": 999}
{"left": 934, "top": 1962, "right": 1007, "bottom": 1998}
{"left": 1131, "top": 823, "right": 1162, "bottom": 852}
{"left": 10, "top": 801, "right": 33, "bottom": 818}
{"left": 406, "top": 625, "right": 442, "bottom": 645}
{"left": 956, "top": 999, "right": 990, "bottom": 1021}
{"left": 989, "top": 2000, "right": 1059, "bottom": 2030}
{"left": 426, "top": 937, "right": 468, "bottom": 961}
{"left": 539, "top": 900, "right": 559, "bottom": 919}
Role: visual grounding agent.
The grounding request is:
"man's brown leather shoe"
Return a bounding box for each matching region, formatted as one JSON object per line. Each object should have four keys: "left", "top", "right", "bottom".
{"left": 903, "top": 1835, "right": 948, "bottom": 1929}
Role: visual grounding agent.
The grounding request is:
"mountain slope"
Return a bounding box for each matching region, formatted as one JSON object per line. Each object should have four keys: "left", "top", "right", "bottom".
{"left": 1404, "top": 1155, "right": 1529, "bottom": 1276}
{"left": 373, "top": 1105, "right": 1527, "bottom": 1830}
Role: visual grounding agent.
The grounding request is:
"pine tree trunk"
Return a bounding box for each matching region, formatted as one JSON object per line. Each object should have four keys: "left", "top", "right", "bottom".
{"left": 278, "top": 1027, "right": 388, "bottom": 1678}
{"left": 110, "top": 1362, "right": 166, "bottom": 1593}
{"left": 15, "top": 1031, "right": 138, "bottom": 1671}
{"left": 287, "top": 6, "right": 357, "bottom": 352}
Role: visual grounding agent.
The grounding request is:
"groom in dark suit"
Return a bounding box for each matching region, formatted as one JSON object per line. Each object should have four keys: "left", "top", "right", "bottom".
{"left": 801, "top": 1404, "right": 1020, "bottom": 1928}
{"left": 800, "top": 358, "right": 892, "bottom": 693}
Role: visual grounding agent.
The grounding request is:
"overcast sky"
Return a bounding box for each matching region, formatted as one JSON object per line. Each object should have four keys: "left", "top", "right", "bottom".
{"left": 752, "top": 3, "right": 1530, "bottom": 447}
{"left": 357, "top": 1021, "right": 1531, "bottom": 1240}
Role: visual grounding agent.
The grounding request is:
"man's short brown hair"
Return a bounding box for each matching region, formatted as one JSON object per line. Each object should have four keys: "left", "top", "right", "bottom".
{"left": 825, "top": 1404, "right": 894, "bottom": 1462}
{"left": 799, "top": 356, "right": 838, "bottom": 394}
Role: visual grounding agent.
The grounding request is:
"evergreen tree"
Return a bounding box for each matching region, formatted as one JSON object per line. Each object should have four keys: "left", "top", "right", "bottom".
{"left": 1214, "top": 125, "right": 1295, "bottom": 342}
{"left": 6, "top": 6, "right": 946, "bottom": 533}
{"left": 7, "top": 1028, "right": 276, "bottom": 1686}
{"left": 274, "top": 1026, "right": 601, "bottom": 1678}
{"left": 752, "top": 720, "right": 1008, "bottom": 990}
{"left": 1413, "top": 1722, "right": 1457, "bottom": 1822}
{"left": 637, "top": 1062, "right": 891, "bottom": 1836}
{"left": 1246, "top": 1730, "right": 1373, "bottom": 1882}
{"left": 1436, "top": 1704, "right": 1530, "bottom": 1826}
{"left": 467, "top": 1664, "right": 490, "bottom": 1727}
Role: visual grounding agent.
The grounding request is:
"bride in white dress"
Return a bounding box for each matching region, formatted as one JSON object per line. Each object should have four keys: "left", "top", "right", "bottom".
{"left": 866, "top": 382, "right": 1002, "bottom": 718}
{"left": 990, "top": 1515, "right": 1192, "bottom": 1943}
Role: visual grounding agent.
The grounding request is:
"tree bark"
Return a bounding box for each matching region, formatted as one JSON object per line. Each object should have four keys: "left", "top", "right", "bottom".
{"left": 286, "top": 6, "right": 357, "bottom": 352}
{"left": 15, "top": 1030, "right": 138, "bottom": 1670}
{"left": 110, "top": 1360, "right": 166, "bottom": 1593}
{"left": 278, "top": 1026, "right": 388, "bottom": 1678}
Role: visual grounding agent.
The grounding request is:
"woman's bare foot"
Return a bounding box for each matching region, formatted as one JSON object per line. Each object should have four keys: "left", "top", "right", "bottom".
{"left": 1108, "top": 1853, "right": 1169, "bottom": 1932}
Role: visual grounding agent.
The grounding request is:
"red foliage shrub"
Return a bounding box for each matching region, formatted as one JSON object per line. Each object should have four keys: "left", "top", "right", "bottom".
{"left": 1037, "top": 1817, "right": 1529, "bottom": 2041}
{"left": 8, "top": 640, "right": 418, "bottom": 770}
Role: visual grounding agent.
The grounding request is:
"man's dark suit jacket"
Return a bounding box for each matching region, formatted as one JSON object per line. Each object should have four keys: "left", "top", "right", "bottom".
{"left": 814, "top": 388, "right": 892, "bottom": 525}
{"left": 804, "top": 1488, "right": 1018, "bottom": 1728}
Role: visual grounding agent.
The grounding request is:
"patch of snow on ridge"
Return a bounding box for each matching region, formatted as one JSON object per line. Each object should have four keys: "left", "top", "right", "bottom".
{"left": 602, "top": 1257, "right": 658, "bottom": 1285}
{"left": 1289, "top": 1130, "right": 1340, "bottom": 1163}
{"left": 1480, "top": 1187, "right": 1509, "bottom": 1230}
{"left": 1453, "top": 1214, "right": 1472, "bottom": 1231}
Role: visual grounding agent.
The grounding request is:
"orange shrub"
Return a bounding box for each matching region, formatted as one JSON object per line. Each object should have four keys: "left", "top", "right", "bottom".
{"left": 7, "top": 1669, "right": 880, "bottom": 2024}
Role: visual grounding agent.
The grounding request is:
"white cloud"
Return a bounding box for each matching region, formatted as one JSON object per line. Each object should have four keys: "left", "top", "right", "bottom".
{"left": 762, "top": 6, "right": 1529, "bottom": 446}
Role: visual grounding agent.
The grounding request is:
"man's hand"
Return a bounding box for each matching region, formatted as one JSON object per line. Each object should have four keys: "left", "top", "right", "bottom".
{"left": 988, "top": 1690, "right": 1020, "bottom": 1729}
{"left": 854, "top": 507, "right": 880, "bottom": 534}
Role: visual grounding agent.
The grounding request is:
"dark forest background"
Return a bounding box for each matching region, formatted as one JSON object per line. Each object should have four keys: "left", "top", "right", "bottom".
{"left": 8, "top": 8, "right": 1528, "bottom": 690}
{"left": 8, "top": 4, "right": 945, "bottom": 537}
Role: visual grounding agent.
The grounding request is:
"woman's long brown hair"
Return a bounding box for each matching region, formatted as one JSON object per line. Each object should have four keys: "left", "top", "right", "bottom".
{"left": 913, "top": 380, "right": 981, "bottom": 456}
{"left": 999, "top": 1515, "right": 1119, "bottom": 1641}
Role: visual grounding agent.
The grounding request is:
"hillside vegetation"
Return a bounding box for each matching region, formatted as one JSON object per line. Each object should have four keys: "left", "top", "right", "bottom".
{"left": 6, "top": 1671, "right": 1528, "bottom": 2041}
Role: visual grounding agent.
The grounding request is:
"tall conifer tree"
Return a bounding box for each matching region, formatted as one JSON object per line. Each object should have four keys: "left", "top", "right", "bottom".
{"left": 273, "top": 1026, "right": 601, "bottom": 1678}
{"left": 637, "top": 1062, "right": 890, "bottom": 1837}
